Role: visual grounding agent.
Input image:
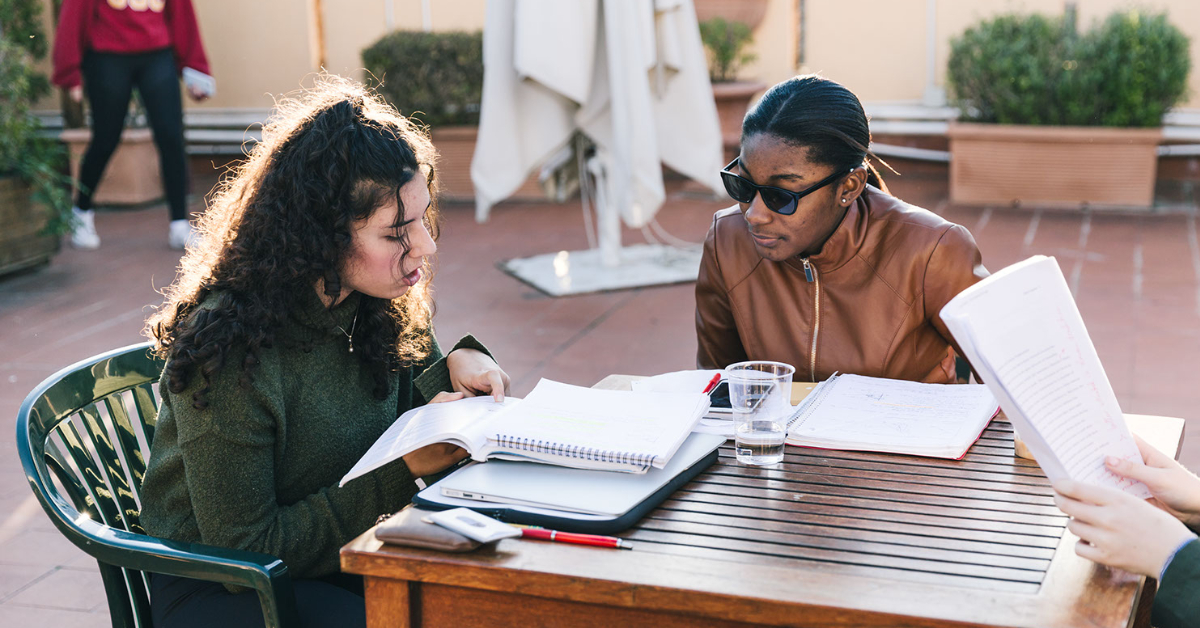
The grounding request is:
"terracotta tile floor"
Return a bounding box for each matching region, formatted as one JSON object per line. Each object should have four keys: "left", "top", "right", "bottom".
{"left": 2, "top": 164, "right": 1198, "bottom": 622}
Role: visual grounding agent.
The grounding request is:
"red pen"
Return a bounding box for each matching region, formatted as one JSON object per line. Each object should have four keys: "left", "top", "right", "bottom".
{"left": 701, "top": 373, "right": 722, "bottom": 394}
{"left": 513, "top": 525, "right": 633, "bottom": 549}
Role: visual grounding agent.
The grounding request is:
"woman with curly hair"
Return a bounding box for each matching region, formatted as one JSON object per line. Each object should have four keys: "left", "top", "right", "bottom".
{"left": 138, "top": 78, "right": 509, "bottom": 627}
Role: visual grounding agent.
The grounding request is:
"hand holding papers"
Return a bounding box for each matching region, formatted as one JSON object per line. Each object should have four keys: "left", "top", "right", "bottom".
{"left": 341, "top": 379, "right": 709, "bottom": 485}
{"left": 940, "top": 255, "right": 1150, "bottom": 497}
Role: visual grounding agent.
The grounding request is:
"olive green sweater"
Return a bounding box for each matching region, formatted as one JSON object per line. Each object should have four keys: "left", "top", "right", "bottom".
{"left": 1155, "top": 538, "right": 1200, "bottom": 628}
{"left": 140, "top": 291, "right": 488, "bottom": 582}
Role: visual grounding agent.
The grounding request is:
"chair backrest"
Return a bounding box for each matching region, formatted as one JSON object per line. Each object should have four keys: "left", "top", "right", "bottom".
{"left": 16, "top": 342, "right": 166, "bottom": 628}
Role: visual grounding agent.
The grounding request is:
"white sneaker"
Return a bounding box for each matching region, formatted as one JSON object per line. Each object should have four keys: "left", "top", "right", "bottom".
{"left": 168, "top": 219, "right": 198, "bottom": 250}
{"left": 70, "top": 207, "right": 100, "bottom": 249}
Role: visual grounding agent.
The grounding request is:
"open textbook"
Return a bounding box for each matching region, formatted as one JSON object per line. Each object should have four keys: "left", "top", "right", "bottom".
{"left": 940, "top": 255, "right": 1150, "bottom": 497}
{"left": 340, "top": 378, "right": 710, "bottom": 485}
{"left": 784, "top": 373, "right": 999, "bottom": 459}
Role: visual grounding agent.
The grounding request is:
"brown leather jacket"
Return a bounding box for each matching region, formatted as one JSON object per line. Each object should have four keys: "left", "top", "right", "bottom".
{"left": 695, "top": 188, "right": 988, "bottom": 383}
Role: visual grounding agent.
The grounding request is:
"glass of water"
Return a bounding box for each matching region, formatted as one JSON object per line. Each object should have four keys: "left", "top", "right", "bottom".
{"left": 725, "top": 361, "right": 795, "bottom": 465}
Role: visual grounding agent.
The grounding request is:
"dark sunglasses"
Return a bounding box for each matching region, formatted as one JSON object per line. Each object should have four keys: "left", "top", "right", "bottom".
{"left": 720, "top": 158, "right": 851, "bottom": 216}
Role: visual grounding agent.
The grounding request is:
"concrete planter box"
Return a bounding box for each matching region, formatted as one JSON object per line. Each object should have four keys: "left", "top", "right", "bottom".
{"left": 712, "top": 81, "right": 765, "bottom": 163}
{"left": 949, "top": 122, "right": 1161, "bottom": 210}
{"left": 60, "top": 126, "right": 163, "bottom": 206}
{"left": 694, "top": 0, "right": 769, "bottom": 29}
{"left": 0, "top": 174, "right": 60, "bottom": 277}
{"left": 431, "top": 126, "right": 543, "bottom": 203}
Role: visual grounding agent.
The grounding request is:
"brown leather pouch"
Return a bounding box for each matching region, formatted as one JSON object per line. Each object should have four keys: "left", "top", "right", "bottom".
{"left": 374, "top": 505, "right": 482, "bottom": 552}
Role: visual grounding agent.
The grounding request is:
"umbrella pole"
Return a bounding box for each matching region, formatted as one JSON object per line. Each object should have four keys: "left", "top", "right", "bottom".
{"left": 585, "top": 153, "right": 622, "bottom": 267}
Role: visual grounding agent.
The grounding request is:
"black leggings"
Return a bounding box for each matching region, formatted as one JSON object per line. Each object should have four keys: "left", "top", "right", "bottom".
{"left": 150, "top": 572, "right": 367, "bottom": 628}
{"left": 78, "top": 48, "right": 188, "bottom": 220}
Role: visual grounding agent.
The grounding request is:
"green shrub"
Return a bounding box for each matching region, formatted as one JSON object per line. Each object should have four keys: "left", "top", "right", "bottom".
{"left": 699, "top": 17, "right": 757, "bottom": 83}
{"left": 361, "top": 30, "right": 483, "bottom": 127}
{"left": 0, "top": 0, "right": 72, "bottom": 235}
{"left": 948, "top": 10, "right": 1191, "bottom": 127}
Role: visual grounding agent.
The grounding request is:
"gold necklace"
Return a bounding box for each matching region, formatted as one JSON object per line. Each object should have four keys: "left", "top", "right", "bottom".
{"left": 334, "top": 307, "right": 360, "bottom": 353}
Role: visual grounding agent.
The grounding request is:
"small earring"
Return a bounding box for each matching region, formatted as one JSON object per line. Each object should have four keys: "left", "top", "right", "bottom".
{"left": 841, "top": 198, "right": 848, "bottom": 204}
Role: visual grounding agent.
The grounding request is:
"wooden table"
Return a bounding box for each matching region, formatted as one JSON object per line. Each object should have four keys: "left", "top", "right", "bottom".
{"left": 341, "top": 376, "right": 1185, "bottom": 628}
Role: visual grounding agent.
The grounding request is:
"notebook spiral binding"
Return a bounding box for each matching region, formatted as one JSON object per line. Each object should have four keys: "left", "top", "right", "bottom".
{"left": 785, "top": 373, "right": 841, "bottom": 430}
{"left": 493, "top": 434, "right": 656, "bottom": 468}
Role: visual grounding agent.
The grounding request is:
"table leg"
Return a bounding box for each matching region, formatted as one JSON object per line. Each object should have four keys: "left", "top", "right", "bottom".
{"left": 365, "top": 576, "right": 416, "bottom": 628}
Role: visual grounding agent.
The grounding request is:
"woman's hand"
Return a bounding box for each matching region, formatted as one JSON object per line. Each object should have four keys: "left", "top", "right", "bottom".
{"left": 446, "top": 348, "right": 510, "bottom": 402}
{"left": 400, "top": 391, "right": 469, "bottom": 476}
{"left": 186, "top": 84, "right": 209, "bottom": 102}
{"left": 69, "top": 85, "right": 83, "bottom": 103}
{"left": 1105, "top": 435, "right": 1200, "bottom": 529}
{"left": 1053, "top": 479, "right": 1196, "bottom": 578}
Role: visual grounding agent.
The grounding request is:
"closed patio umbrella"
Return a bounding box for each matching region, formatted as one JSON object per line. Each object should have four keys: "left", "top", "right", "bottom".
{"left": 472, "top": 0, "right": 724, "bottom": 295}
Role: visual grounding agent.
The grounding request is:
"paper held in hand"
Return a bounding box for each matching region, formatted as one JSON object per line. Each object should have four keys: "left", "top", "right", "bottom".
{"left": 784, "top": 373, "right": 999, "bottom": 459}
{"left": 340, "top": 378, "right": 710, "bottom": 485}
{"left": 939, "top": 255, "right": 1150, "bottom": 497}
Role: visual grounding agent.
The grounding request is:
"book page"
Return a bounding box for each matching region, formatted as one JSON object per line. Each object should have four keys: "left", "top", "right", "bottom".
{"left": 941, "top": 256, "right": 1148, "bottom": 496}
{"left": 487, "top": 379, "right": 709, "bottom": 468}
{"left": 339, "top": 396, "right": 518, "bottom": 487}
{"left": 786, "top": 375, "right": 998, "bottom": 457}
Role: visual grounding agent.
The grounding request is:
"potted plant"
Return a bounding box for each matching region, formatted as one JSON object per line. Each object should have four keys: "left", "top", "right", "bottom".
{"left": 0, "top": 2, "right": 72, "bottom": 277}
{"left": 946, "top": 10, "right": 1191, "bottom": 210}
{"left": 362, "top": 30, "right": 540, "bottom": 203}
{"left": 698, "top": 17, "right": 765, "bottom": 162}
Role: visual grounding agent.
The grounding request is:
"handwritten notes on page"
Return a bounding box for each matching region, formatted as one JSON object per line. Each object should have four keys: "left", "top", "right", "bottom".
{"left": 784, "top": 374, "right": 998, "bottom": 459}
{"left": 940, "top": 255, "right": 1149, "bottom": 497}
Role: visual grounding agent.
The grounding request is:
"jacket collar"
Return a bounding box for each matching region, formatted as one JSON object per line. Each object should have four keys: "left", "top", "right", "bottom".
{"left": 782, "top": 187, "right": 873, "bottom": 275}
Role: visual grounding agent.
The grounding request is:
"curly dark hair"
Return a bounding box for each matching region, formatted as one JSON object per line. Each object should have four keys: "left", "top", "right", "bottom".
{"left": 146, "top": 76, "right": 439, "bottom": 409}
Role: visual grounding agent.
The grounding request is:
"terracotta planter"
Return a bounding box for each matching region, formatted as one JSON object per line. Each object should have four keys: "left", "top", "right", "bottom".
{"left": 949, "top": 122, "right": 1161, "bottom": 210}
{"left": 712, "top": 81, "right": 765, "bottom": 162}
{"left": 60, "top": 126, "right": 163, "bottom": 206}
{"left": 0, "top": 174, "right": 60, "bottom": 277}
{"left": 431, "top": 126, "right": 543, "bottom": 203}
{"left": 694, "top": 0, "right": 769, "bottom": 29}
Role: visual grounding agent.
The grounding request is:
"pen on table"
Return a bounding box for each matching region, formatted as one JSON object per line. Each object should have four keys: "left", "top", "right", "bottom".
{"left": 510, "top": 524, "right": 633, "bottom": 550}
{"left": 701, "top": 373, "right": 722, "bottom": 394}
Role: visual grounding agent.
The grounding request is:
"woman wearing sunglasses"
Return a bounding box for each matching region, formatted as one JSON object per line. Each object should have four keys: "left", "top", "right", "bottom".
{"left": 696, "top": 75, "right": 988, "bottom": 383}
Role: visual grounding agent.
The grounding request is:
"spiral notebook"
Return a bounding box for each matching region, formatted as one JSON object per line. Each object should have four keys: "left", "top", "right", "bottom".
{"left": 340, "top": 378, "right": 710, "bottom": 485}
{"left": 783, "top": 373, "right": 999, "bottom": 459}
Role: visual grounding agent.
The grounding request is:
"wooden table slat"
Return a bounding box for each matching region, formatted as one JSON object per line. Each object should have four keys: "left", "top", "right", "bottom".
{"left": 670, "top": 490, "right": 1068, "bottom": 535}
{"left": 641, "top": 509, "right": 1060, "bottom": 557}
{"left": 757, "top": 448, "right": 1047, "bottom": 478}
{"left": 687, "top": 477, "right": 1068, "bottom": 522}
{"left": 625, "top": 528, "right": 1046, "bottom": 585}
{"left": 704, "top": 464, "right": 1059, "bottom": 501}
{"left": 633, "top": 518, "right": 1053, "bottom": 572}
{"left": 756, "top": 455, "right": 1052, "bottom": 488}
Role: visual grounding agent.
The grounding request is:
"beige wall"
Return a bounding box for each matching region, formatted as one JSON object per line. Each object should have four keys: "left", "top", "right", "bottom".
{"left": 32, "top": 0, "right": 1200, "bottom": 113}
{"left": 802, "top": 0, "right": 1200, "bottom": 110}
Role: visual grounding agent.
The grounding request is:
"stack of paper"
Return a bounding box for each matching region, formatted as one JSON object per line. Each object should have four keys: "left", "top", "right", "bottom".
{"left": 940, "top": 255, "right": 1149, "bottom": 496}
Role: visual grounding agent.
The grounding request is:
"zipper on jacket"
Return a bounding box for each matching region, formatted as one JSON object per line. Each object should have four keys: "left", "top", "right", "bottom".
{"left": 801, "top": 257, "right": 819, "bottom": 380}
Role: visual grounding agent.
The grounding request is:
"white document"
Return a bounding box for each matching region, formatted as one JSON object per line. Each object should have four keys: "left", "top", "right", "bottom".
{"left": 785, "top": 374, "right": 999, "bottom": 459}
{"left": 940, "top": 255, "right": 1149, "bottom": 496}
{"left": 182, "top": 67, "right": 216, "bottom": 97}
{"left": 631, "top": 369, "right": 732, "bottom": 418}
{"left": 630, "top": 369, "right": 722, "bottom": 394}
{"left": 340, "top": 396, "right": 516, "bottom": 487}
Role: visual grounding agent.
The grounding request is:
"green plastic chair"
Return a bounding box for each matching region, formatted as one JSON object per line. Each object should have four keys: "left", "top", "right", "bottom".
{"left": 16, "top": 342, "right": 299, "bottom": 628}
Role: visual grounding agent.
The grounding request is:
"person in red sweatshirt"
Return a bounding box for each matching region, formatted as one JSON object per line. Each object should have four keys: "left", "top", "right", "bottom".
{"left": 52, "top": 0, "right": 211, "bottom": 250}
